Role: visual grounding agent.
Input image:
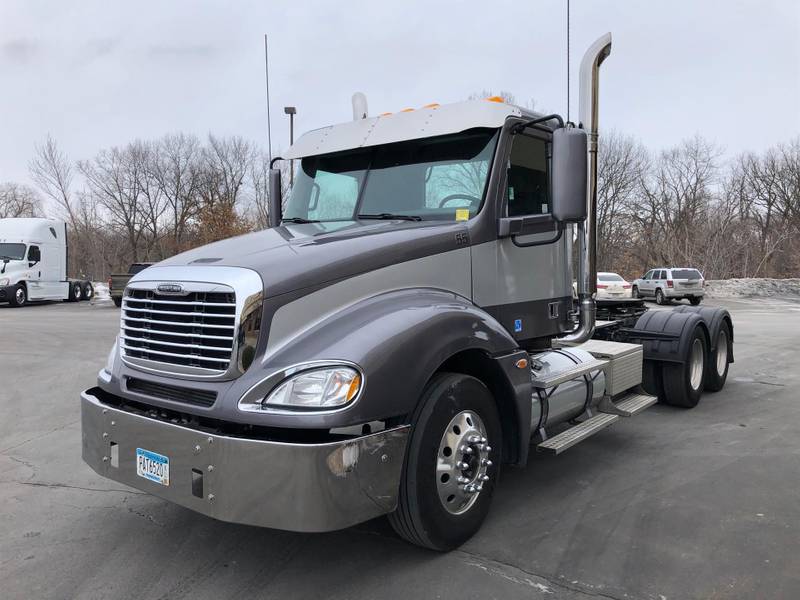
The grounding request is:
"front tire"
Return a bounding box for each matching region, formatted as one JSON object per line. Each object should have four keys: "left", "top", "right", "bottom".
{"left": 705, "top": 321, "right": 731, "bottom": 392}
{"left": 389, "top": 373, "right": 501, "bottom": 551}
{"left": 9, "top": 284, "right": 27, "bottom": 307}
{"left": 689, "top": 296, "right": 702, "bottom": 306}
{"left": 662, "top": 325, "right": 707, "bottom": 408}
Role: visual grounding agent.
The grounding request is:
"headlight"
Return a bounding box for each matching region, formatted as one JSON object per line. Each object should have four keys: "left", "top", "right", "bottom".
{"left": 0, "top": 277, "right": 9, "bottom": 287}
{"left": 240, "top": 365, "right": 362, "bottom": 412}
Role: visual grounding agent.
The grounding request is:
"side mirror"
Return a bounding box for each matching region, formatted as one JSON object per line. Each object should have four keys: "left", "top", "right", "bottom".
{"left": 551, "top": 127, "right": 588, "bottom": 222}
{"left": 268, "top": 168, "right": 282, "bottom": 227}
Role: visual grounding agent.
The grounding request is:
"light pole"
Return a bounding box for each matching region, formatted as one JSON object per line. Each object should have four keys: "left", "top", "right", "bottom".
{"left": 284, "top": 106, "right": 296, "bottom": 185}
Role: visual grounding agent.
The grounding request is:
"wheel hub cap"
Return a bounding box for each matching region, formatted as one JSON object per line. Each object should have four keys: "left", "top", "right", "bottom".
{"left": 436, "top": 410, "right": 492, "bottom": 515}
{"left": 16, "top": 289, "right": 24, "bottom": 303}
{"left": 690, "top": 338, "right": 704, "bottom": 390}
{"left": 716, "top": 330, "right": 728, "bottom": 376}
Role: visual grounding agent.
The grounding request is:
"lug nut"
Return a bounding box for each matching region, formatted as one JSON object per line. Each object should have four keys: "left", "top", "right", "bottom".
{"left": 481, "top": 474, "right": 490, "bottom": 482}
{"left": 480, "top": 437, "right": 487, "bottom": 444}
{"left": 481, "top": 459, "right": 493, "bottom": 467}
{"left": 476, "top": 484, "right": 483, "bottom": 492}
{"left": 484, "top": 445, "right": 492, "bottom": 453}
{"left": 456, "top": 461, "right": 469, "bottom": 470}
{"left": 457, "top": 476, "right": 469, "bottom": 484}
{"left": 464, "top": 447, "right": 473, "bottom": 454}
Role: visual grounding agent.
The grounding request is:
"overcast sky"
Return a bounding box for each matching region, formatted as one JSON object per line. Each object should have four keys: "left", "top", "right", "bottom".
{"left": 1, "top": 0, "right": 798, "bottom": 185}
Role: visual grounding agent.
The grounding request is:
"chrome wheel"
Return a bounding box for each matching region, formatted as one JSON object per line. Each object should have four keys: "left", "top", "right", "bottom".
{"left": 689, "top": 338, "right": 705, "bottom": 390}
{"left": 436, "top": 410, "right": 492, "bottom": 515}
{"left": 73, "top": 284, "right": 82, "bottom": 300}
{"left": 716, "top": 329, "right": 728, "bottom": 376}
{"left": 15, "top": 287, "right": 25, "bottom": 305}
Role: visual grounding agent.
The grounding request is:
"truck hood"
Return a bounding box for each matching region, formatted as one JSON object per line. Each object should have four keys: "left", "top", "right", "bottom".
{"left": 156, "top": 220, "right": 467, "bottom": 298}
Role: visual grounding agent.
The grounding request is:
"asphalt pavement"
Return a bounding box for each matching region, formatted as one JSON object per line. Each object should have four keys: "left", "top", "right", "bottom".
{"left": 2, "top": 296, "right": 799, "bottom": 599}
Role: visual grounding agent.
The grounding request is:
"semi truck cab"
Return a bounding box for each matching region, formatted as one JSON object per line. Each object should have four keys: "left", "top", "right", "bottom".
{"left": 0, "top": 218, "right": 93, "bottom": 307}
{"left": 81, "top": 34, "right": 734, "bottom": 550}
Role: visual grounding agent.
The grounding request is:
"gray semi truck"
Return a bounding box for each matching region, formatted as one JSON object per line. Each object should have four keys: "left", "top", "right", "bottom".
{"left": 81, "top": 34, "right": 734, "bottom": 550}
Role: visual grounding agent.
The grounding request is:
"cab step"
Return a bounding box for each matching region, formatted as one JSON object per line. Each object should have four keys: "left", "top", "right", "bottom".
{"left": 537, "top": 413, "right": 619, "bottom": 454}
{"left": 613, "top": 392, "right": 657, "bottom": 415}
{"left": 536, "top": 391, "right": 658, "bottom": 455}
{"left": 530, "top": 358, "right": 608, "bottom": 389}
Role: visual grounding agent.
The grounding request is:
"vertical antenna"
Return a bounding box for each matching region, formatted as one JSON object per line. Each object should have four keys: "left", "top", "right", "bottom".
{"left": 566, "top": 0, "right": 571, "bottom": 123}
{"left": 264, "top": 34, "right": 273, "bottom": 163}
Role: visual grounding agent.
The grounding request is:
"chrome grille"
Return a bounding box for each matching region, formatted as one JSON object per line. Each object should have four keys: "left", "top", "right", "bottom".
{"left": 120, "top": 288, "right": 236, "bottom": 375}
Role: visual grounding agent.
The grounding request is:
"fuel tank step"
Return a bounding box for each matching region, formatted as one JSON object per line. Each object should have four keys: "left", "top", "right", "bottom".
{"left": 530, "top": 358, "right": 608, "bottom": 389}
{"left": 613, "top": 392, "right": 657, "bottom": 415}
{"left": 536, "top": 413, "right": 619, "bottom": 455}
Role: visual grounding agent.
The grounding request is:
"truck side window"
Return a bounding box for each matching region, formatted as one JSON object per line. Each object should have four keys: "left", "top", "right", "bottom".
{"left": 28, "top": 245, "right": 41, "bottom": 263}
{"left": 506, "top": 135, "right": 550, "bottom": 217}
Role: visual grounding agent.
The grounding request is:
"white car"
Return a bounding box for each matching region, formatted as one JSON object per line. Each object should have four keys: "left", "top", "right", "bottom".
{"left": 596, "top": 272, "right": 633, "bottom": 299}
{"left": 632, "top": 267, "right": 705, "bottom": 305}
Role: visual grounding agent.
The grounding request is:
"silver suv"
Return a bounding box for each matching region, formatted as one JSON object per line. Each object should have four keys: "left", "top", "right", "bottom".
{"left": 632, "top": 268, "right": 705, "bottom": 305}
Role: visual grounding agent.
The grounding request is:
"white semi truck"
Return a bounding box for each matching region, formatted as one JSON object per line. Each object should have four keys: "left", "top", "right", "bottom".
{"left": 0, "top": 218, "right": 94, "bottom": 307}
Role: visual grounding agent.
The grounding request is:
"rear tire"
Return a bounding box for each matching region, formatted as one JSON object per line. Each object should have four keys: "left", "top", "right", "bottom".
{"left": 82, "top": 282, "right": 94, "bottom": 301}
{"left": 705, "top": 321, "right": 731, "bottom": 392}
{"left": 655, "top": 288, "right": 666, "bottom": 305}
{"left": 389, "top": 373, "right": 501, "bottom": 551}
{"left": 689, "top": 296, "right": 702, "bottom": 306}
{"left": 641, "top": 360, "right": 665, "bottom": 402}
{"left": 9, "top": 284, "right": 27, "bottom": 307}
{"left": 68, "top": 281, "right": 82, "bottom": 302}
{"left": 662, "top": 325, "right": 707, "bottom": 408}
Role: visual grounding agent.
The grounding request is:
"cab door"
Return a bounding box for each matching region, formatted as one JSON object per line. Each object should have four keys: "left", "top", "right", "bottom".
{"left": 25, "top": 244, "right": 46, "bottom": 300}
{"left": 471, "top": 130, "right": 571, "bottom": 342}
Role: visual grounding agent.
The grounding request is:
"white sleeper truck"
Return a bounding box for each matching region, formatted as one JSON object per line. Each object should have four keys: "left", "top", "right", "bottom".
{"left": 0, "top": 218, "right": 94, "bottom": 307}
{"left": 81, "top": 34, "right": 734, "bottom": 550}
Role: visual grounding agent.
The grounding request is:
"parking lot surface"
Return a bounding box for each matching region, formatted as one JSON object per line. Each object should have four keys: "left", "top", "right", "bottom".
{"left": 2, "top": 296, "right": 800, "bottom": 600}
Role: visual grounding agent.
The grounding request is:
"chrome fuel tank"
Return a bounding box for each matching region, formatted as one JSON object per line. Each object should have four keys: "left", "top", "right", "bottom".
{"left": 529, "top": 348, "right": 606, "bottom": 431}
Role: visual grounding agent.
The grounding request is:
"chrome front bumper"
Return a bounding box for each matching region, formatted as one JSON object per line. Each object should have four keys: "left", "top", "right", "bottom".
{"left": 81, "top": 389, "right": 410, "bottom": 532}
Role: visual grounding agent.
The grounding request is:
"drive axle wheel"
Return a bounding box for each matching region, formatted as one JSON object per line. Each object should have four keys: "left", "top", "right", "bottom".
{"left": 389, "top": 372, "right": 501, "bottom": 551}
{"left": 68, "top": 281, "right": 82, "bottom": 302}
{"left": 662, "top": 325, "right": 707, "bottom": 408}
{"left": 705, "top": 320, "right": 731, "bottom": 392}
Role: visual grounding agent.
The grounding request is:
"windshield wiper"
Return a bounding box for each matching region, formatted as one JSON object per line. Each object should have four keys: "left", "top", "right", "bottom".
{"left": 282, "top": 217, "right": 321, "bottom": 224}
{"left": 357, "top": 213, "right": 422, "bottom": 222}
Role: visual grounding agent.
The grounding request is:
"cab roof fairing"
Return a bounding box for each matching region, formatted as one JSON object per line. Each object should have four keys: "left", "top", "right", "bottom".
{"left": 282, "top": 100, "right": 552, "bottom": 160}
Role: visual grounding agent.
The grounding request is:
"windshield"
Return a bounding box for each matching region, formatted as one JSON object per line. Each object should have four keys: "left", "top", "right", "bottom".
{"left": 0, "top": 243, "right": 26, "bottom": 260}
{"left": 598, "top": 273, "right": 624, "bottom": 282}
{"left": 672, "top": 269, "right": 702, "bottom": 279}
{"left": 283, "top": 128, "right": 499, "bottom": 222}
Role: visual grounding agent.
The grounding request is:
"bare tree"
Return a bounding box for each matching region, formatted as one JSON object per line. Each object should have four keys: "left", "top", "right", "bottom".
{"left": 29, "top": 136, "right": 79, "bottom": 226}
{"left": 0, "top": 182, "right": 42, "bottom": 218}
{"left": 150, "top": 133, "right": 202, "bottom": 253}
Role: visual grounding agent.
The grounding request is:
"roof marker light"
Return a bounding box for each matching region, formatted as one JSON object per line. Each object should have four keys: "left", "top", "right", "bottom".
{"left": 422, "top": 103, "right": 440, "bottom": 109}
{"left": 486, "top": 96, "right": 505, "bottom": 103}
{"left": 379, "top": 112, "right": 393, "bottom": 116}
{"left": 400, "top": 108, "right": 415, "bottom": 112}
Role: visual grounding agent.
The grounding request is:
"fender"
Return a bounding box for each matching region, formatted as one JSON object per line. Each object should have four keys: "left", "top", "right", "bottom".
{"left": 249, "top": 288, "right": 532, "bottom": 458}
{"left": 670, "top": 305, "right": 734, "bottom": 363}
{"left": 633, "top": 310, "right": 709, "bottom": 364}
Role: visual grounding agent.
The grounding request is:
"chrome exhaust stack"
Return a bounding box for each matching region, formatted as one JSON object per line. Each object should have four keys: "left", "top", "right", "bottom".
{"left": 559, "top": 33, "right": 612, "bottom": 345}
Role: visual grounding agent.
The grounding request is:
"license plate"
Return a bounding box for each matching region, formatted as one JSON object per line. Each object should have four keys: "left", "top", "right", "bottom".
{"left": 136, "top": 448, "right": 170, "bottom": 486}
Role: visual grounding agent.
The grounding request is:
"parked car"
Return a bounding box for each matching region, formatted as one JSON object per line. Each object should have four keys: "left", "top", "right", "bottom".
{"left": 632, "top": 267, "right": 705, "bottom": 305}
{"left": 108, "top": 263, "right": 153, "bottom": 307}
{"left": 596, "top": 272, "right": 633, "bottom": 299}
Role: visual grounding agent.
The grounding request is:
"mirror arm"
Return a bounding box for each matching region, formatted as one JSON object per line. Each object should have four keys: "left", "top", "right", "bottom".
{"left": 511, "top": 114, "right": 565, "bottom": 134}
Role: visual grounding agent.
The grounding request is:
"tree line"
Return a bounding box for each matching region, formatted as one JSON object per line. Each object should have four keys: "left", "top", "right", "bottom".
{"left": 1, "top": 129, "right": 798, "bottom": 280}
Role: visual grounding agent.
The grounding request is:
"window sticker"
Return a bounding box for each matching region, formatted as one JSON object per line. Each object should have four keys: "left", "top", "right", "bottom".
{"left": 508, "top": 187, "right": 515, "bottom": 200}
{"left": 455, "top": 208, "right": 470, "bottom": 221}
